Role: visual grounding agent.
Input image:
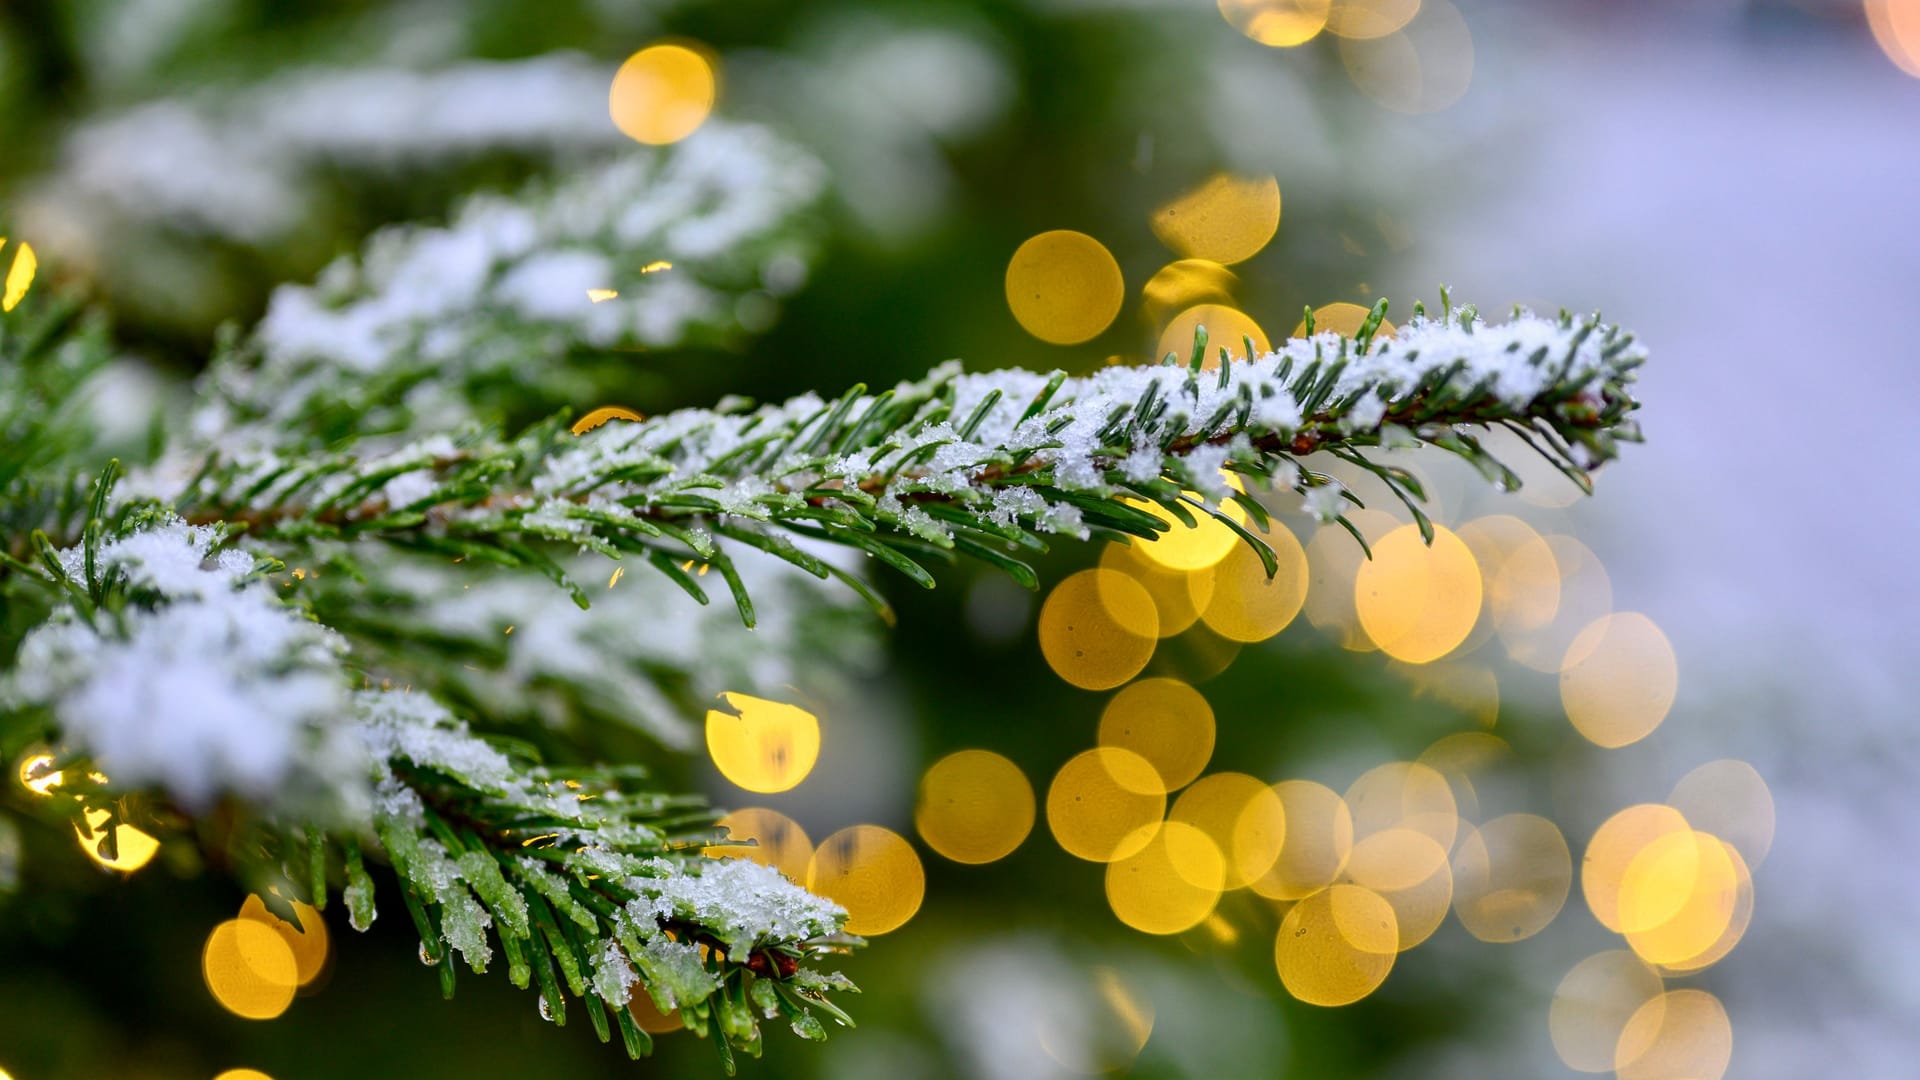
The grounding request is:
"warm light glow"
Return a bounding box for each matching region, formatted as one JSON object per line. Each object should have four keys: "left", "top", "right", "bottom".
{"left": 1141, "top": 259, "right": 1239, "bottom": 326}
{"left": 3, "top": 241, "right": 36, "bottom": 312}
{"left": 1581, "top": 804, "right": 1692, "bottom": 934}
{"left": 1414, "top": 729, "right": 1511, "bottom": 817}
{"left": 571, "top": 405, "right": 645, "bottom": 435}
{"left": 1129, "top": 479, "right": 1249, "bottom": 572}
{"left": 1615, "top": 989, "right": 1733, "bottom": 1080}
{"left": 586, "top": 288, "right": 620, "bottom": 303}
{"left": 1324, "top": 0, "right": 1423, "bottom": 39}
{"left": 239, "top": 895, "right": 330, "bottom": 986}
{"left": 1549, "top": 950, "right": 1666, "bottom": 1074}
{"left": 1100, "top": 541, "right": 1214, "bottom": 638}
{"left": 1274, "top": 884, "right": 1398, "bottom": 1006}
{"left": 1156, "top": 304, "right": 1270, "bottom": 369}
{"left": 1197, "top": 523, "right": 1309, "bottom": 642}
{"left": 214, "top": 1071, "right": 276, "bottom": 1080}
{"left": 1149, "top": 173, "right": 1282, "bottom": 266}
{"left": 1502, "top": 534, "right": 1612, "bottom": 671}
{"left": 1339, "top": 0, "right": 1474, "bottom": 115}
{"left": 1097, "top": 677, "right": 1215, "bottom": 792}
{"left": 1292, "top": 301, "right": 1396, "bottom": 340}
{"left": 1457, "top": 514, "right": 1560, "bottom": 642}
{"left": 628, "top": 988, "right": 686, "bottom": 1033}
{"left": 74, "top": 808, "right": 159, "bottom": 873}
{"left": 1450, "top": 813, "right": 1571, "bottom": 943}
{"left": 1039, "top": 569, "right": 1159, "bottom": 690}
{"left": 1354, "top": 523, "right": 1482, "bottom": 664}
{"left": 203, "top": 919, "right": 299, "bottom": 1020}
{"left": 915, "top": 750, "right": 1035, "bottom": 864}
{"left": 1656, "top": 838, "right": 1753, "bottom": 974}
{"left": 1106, "top": 821, "right": 1224, "bottom": 934}
{"left": 1867, "top": 0, "right": 1920, "bottom": 79}
{"left": 704, "top": 692, "right": 821, "bottom": 794}
{"left": 609, "top": 43, "right": 717, "bottom": 145}
{"left": 1047, "top": 748, "right": 1167, "bottom": 862}
{"left": 1668, "top": 759, "right": 1775, "bottom": 869}
{"left": 1618, "top": 830, "right": 1739, "bottom": 966}
{"left": 1342, "top": 827, "right": 1453, "bottom": 950}
{"left": 1005, "top": 230, "right": 1126, "bottom": 345}
{"left": 706, "top": 807, "right": 814, "bottom": 882}
{"left": 1219, "top": 0, "right": 1333, "bottom": 47}
{"left": 1560, "top": 613, "right": 1678, "bottom": 749}
{"left": 1169, "top": 773, "right": 1286, "bottom": 889}
{"left": 1344, "top": 760, "right": 1459, "bottom": 853}
{"left": 1303, "top": 508, "right": 1400, "bottom": 650}
{"left": 1250, "top": 780, "right": 1355, "bottom": 900}
{"left": 806, "top": 825, "right": 924, "bottom": 935}
{"left": 19, "top": 753, "right": 62, "bottom": 795}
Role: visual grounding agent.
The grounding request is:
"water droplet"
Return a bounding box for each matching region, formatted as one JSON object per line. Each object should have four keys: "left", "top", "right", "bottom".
{"left": 538, "top": 994, "right": 555, "bottom": 1022}
{"left": 418, "top": 940, "right": 437, "bottom": 965}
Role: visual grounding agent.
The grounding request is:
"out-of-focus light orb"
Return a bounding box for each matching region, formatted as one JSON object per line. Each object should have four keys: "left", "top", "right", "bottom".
{"left": 1130, "top": 479, "right": 1248, "bottom": 571}
{"left": 1251, "top": 780, "right": 1355, "bottom": 899}
{"left": 1667, "top": 759, "right": 1775, "bottom": 869}
{"left": 1156, "top": 304, "right": 1271, "bottom": 369}
{"left": 1141, "top": 259, "right": 1238, "bottom": 326}
{"left": 1169, "top": 773, "right": 1285, "bottom": 889}
{"left": 203, "top": 919, "right": 299, "bottom": 1020}
{"left": 214, "top": 1070, "right": 275, "bottom": 1080}
{"left": 1196, "top": 525, "right": 1310, "bottom": 642}
{"left": 1503, "top": 534, "right": 1612, "bottom": 671}
{"left": 704, "top": 692, "right": 820, "bottom": 793}
{"left": 1274, "top": 884, "right": 1398, "bottom": 1006}
{"left": 1005, "top": 230, "right": 1125, "bottom": 345}
{"left": 805, "top": 825, "right": 924, "bottom": 935}
{"left": 1615, "top": 989, "right": 1733, "bottom": 1080}
{"left": 239, "top": 895, "right": 329, "bottom": 986}
{"left": 1149, "top": 173, "right": 1282, "bottom": 266}
{"left": 1106, "top": 821, "right": 1224, "bottom": 934}
{"left": 1292, "top": 301, "right": 1396, "bottom": 340}
{"left": 1867, "top": 0, "right": 1920, "bottom": 79}
{"left": 1656, "top": 838, "right": 1753, "bottom": 974}
{"left": 1342, "top": 827, "right": 1453, "bottom": 950}
{"left": 1219, "top": 0, "right": 1333, "bottom": 47}
{"left": 1450, "top": 813, "right": 1571, "bottom": 943}
{"left": 3, "top": 241, "right": 36, "bottom": 312}
{"left": 19, "top": 753, "right": 62, "bottom": 795}
{"left": 1456, "top": 514, "right": 1560, "bottom": 640}
{"left": 1304, "top": 508, "right": 1400, "bottom": 650}
{"left": 1345, "top": 760, "right": 1459, "bottom": 853}
{"left": 706, "top": 807, "right": 814, "bottom": 882}
{"left": 1355, "top": 524, "right": 1481, "bottom": 664}
{"left": 1618, "top": 831, "right": 1739, "bottom": 966}
{"left": 74, "top": 808, "right": 159, "bottom": 873}
{"left": 1324, "top": 0, "right": 1423, "bottom": 39}
{"left": 1101, "top": 541, "right": 1215, "bottom": 637}
{"left": 1416, "top": 729, "right": 1511, "bottom": 818}
{"left": 1039, "top": 569, "right": 1159, "bottom": 690}
{"left": 1047, "top": 748, "right": 1168, "bottom": 861}
{"left": 571, "top": 404, "right": 644, "bottom": 435}
{"left": 915, "top": 750, "right": 1035, "bottom": 864}
{"left": 609, "top": 43, "right": 717, "bottom": 145}
{"left": 1581, "top": 804, "right": 1692, "bottom": 934}
{"left": 1339, "top": 1, "right": 1474, "bottom": 115}
{"left": 1098, "top": 678, "right": 1215, "bottom": 792}
{"left": 628, "top": 988, "right": 685, "bottom": 1033}
{"left": 1549, "top": 950, "right": 1666, "bottom": 1074}
{"left": 1560, "top": 613, "right": 1678, "bottom": 749}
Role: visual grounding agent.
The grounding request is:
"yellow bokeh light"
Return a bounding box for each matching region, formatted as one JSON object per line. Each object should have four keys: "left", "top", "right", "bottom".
{"left": 1415, "top": 729, "right": 1512, "bottom": 818}
{"left": 1169, "top": 773, "right": 1285, "bottom": 890}
{"left": 239, "top": 895, "right": 329, "bottom": 986}
{"left": 1342, "top": 827, "right": 1453, "bottom": 950}
{"left": 1196, "top": 524, "right": 1309, "bottom": 643}
{"left": 214, "top": 1071, "right": 275, "bottom": 1080}
{"left": 1219, "top": 0, "right": 1333, "bottom": 47}
{"left": 19, "top": 753, "right": 62, "bottom": 795}
{"left": 1456, "top": 514, "right": 1560, "bottom": 641}
{"left": 1549, "top": 950, "right": 1666, "bottom": 1074}
{"left": 1615, "top": 989, "right": 1733, "bottom": 1080}
{"left": 1250, "top": 780, "right": 1355, "bottom": 900}
{"left": 608, "top": 43, "right": 717, "bottom": 146}
{"left": 806, "top": 825, "right": 924, "bottom": 936}
{"left": 1149, "top": 173, "right": 1282, "bottom": 266}
{"left": 1581, "top": 803, "right": 1692, "bottom": 934}
{"left": 571, "top": 404, "right": 644, "bottom": 435}
{"left": 1047, "top": 748, "right": 1168, "bottom": 862}
{"left": 1339, "top": 1, "right": 1475, "bottom": 116}
{"left": 1867, "top": 0, "right": 1920, "bottom": 79}
{"left": 1657, "top": 838, "right": 1753, "bottom": 974}
{"left": 1668, "top": 759, "right": 1775, "bottom": 870}
{"left": 629, "top": 988, "right": 686, "bottom": 1033}
{"left": 3, "top": 241, "right": 36, "bottom": 312}
{"left": 1106, "top": 821, "right": 1224, "bottom": 935}
{"left": 1303, "top": 508, "right": 1400, "bottom": 650}
{"left": 704, "top": 692, "right": 820, "bottom": 794}
{"left": 1101, "top": 541, "right": 1215, "bottom": 638}
{"left": 1344, "top": 760, "right": 1459, "bottom": 853}
{"left": 1156, "top": 304, "right": 1270, "bottom": 369}
{"left": 1128, "top": 479, "right": 1248, "bottom": 572}
{"left": 586, "top": 288, "right": 620, "bottom": 303}
{"left": 1005, "top": 230, "right": 1125, "bottom": 345}
{"left": 1292, "top": 301, "right": 1396, "bottom": 341}
{"left": 1097, "top": 678, "right": 1215, "bottom": 793}
{"left": 1450, "top": 813, "right": 1571, "bottom": 943}
{"left": 1141, "top": 259, "right": 1238, "bottom": 326}
{"left": 1502, "top": 534, "right": 1612, "bottom": 671}
{"left": 915, "top": 750, "right": 1035, "bottom": 865}
{"left": 203, "top": 919, "right": 298, "bottom": 1020}
{"left": 1560, "top": 613, "right": 1678, "bottom": 749}
{"left": 1354, "top": 523, "right": 1482, "bottom": 664}
{"left": 74, "top": 808, "right": 159, "bottom": 873}
{"left": 1618, "top": 830, "right": 1739, "bottom": 966}
{"left": 706, "top": 807, "right": 814, "bottom": 882}
{"left": 1274, "top": 884, "right": 1398, "bottom": 1006}
{"left": 1039, "top": 569, "right": 1159, "bottom": 691}
{"left": 1324, "top": 0, "right": 1423, "bottom": 39}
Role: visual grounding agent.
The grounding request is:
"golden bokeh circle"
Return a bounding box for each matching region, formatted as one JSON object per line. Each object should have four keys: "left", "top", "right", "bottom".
{"left": 1657, "top": 837, "right": 1753, "bottom": 974}
{"left": 1303, "top": 508, "right": 1401, "bottom": 650}
{"left": 1196, "top": 525, "right": 1310, "bottom": 642}
{"left": 1354, "top": 524, "right": 1482, "bottom": 664}
{"left": 1250, "top": 780, "right": 1356, "bottom": 900}
{"left": 1339, "top": 0, "right": 1475, "bottom": 116}
{"left": 1581, "top": 803, "right": 1692, "bottom": 934}
{"left": 1549, "top": 950, "right": 1666, "bottom": 1074}
{"left": 1342, "top": 827, "right": 1453, "bottom": 950}
{"left": 1218, "top": 0, "right": 1333, "bottom": 48}
{"left": 1157, "top": 304, "right": 1271, "bottom": 369}
{"left": 1005, "top": 231, "right": 1125, "bottom": 345}
{"left": 1274, "top": 884, "right": 1398, "bottom": 1006}
{"left": 1040, "top": 570, "right": 1159, "bottom": 690}
{"left": 1615, "top": 989, "right": 1733, "bottom": 1080}
{"left": 806, "top": 825, "right": 925, "bottom": 936}
{"left": 1097, "top": 678, "right": 1215, "bottom": 793}
{"left": 1344, "top": 760, "right": 1459, "bottom": 853}
{"left": 1170, "top": 773, "right": 1286, "bottom": 890}
{"left": 1292, "top": 301, "right": 1397, "bottom": 340}
{"left": 1619, "top": 830, "right": 1739, "bottom": 967}
{"left": 1667, "top": 759, "right": 1774, "bottom": 870}
{"left": 214, "top": 1071, "right": 276, "bottom": 1080}
{"left": 608, "top": 44, "right": 717, "bottom": 146}
{"left": 1560, "top": 613, "right": 1678, "bottom": 749}
{"left": 706, "top": 807, "right": 814, "bottom": 882}
{"left": 1324, "top": 0, "right": 1423, "bottom": 40}
{"left": 1101, "top": 540, "right": 1215, "bottom": 638}
{"left": 1105, "top": 821, "right": 1224, "bottom": 935}
{"left": 73, "top": 808, "right": 160, "bottom": 873}
{"left": 1149, "top": 173, "right": 1282, "bottom": 266}
{"left": 239, "top": 895, "right": 329, "bottom": 986}
{"left": 914, "top": 750, "right": 1035, "bottom": 865}
{"left": 1450, "top": 813, "right": 1571, "bottom": 943}
{"left": 704, "top": 692, "right": 821, "bottom": 794}
{"left": 1047, "top": 748, "right": 1169, "bottom": 862}
{"left": 203, "top": 919, "right": 298, "bottom": 1020}
{"left": 1141, "top": 259, "right": 1239, "bottom": 326}
{"left": 1130, "top": 483, "right": 1248, "bottom": 572}
{"left": 1867, "top": 0, "right": 1920, "bottom": 79}
{"left": 628, "top": 988, "right": 686, "bottom": 1034}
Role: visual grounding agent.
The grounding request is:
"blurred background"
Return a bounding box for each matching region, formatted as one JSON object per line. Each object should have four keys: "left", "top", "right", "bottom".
{"left": 2, "top": 0, "right": 1917, "bottom": 1077}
